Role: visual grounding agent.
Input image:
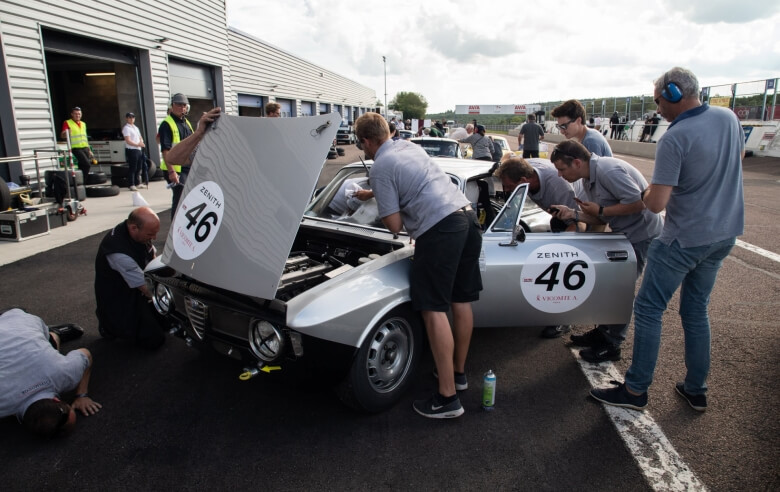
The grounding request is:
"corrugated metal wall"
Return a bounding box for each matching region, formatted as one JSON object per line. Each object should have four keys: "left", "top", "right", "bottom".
{"left": 0, "top": 0, "right": 232, "bottom": 156}
{"left": 0, "top": 0, "right": 376, "bottom": 173}
{"left": 228, "top": 28, "right": 376, "bottom": 118}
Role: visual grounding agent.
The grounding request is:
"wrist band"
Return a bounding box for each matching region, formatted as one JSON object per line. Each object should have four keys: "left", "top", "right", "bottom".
{"left": 75, "top": 393, "right": 88, "bottom": 399}
{"left": 598, "top": 205, "right": 604, "bottom": 217}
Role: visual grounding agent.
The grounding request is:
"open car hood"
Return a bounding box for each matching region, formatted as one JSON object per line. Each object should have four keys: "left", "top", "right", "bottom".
{"left": 161, "top": 113, "right": 341, "bottom": 298}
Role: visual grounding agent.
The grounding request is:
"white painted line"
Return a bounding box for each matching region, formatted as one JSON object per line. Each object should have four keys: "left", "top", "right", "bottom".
{"left": 573, "top": 349, "right": 708, "bottom": 491}
{"left": 735, "top": 239, "right": 780, "bottom": 263}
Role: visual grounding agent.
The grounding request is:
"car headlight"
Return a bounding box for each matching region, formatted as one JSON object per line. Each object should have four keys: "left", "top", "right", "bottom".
{"left": 152, "top": 282, "right": 173, "bottom": 315}
{"left": 248, "top": 320, "right": 285, "bottom": 362}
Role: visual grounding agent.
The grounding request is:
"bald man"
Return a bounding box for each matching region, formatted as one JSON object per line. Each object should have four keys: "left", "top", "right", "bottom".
{"left": 94, "top": 207, "right": 166, "bottom": 349}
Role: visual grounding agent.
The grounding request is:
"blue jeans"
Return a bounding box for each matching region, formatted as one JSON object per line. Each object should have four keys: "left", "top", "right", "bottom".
{"left": 625, "top": 237, "right": 736, "bottom": 395}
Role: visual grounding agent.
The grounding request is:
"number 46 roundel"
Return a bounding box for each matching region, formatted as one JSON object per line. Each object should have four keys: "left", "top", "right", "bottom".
{"left": 520, "top": 244, "right": 595, "bottom": 314}
{"left": 172, "top": 181, "right": 225, "bottom": 261}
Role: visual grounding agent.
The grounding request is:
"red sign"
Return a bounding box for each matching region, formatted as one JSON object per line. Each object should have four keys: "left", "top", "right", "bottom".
{"left": 514, "top": 105, "right": 527, "bottom": 114}
{"left": 468, "top": 105, "right": 480, "bottom": 114}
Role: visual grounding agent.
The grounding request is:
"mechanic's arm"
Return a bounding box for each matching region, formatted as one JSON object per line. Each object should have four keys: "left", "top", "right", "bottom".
{"left": 71, "top": 349, "right": 101, "bottom": 416}
{"left": 551, "top": 205, "right": 604, "bottom": 226}
{"left": 165, "top": 107, "right": 222, "bottom": 168}
{"left": 642, "top": 184, "right": 672, "bottom": 213}
{"left": 106, "top": 253, "right": 152, "bottom": 298}
{"left": 381, "top": 212, "right": 404, "bottom": 234}
{"left": 576, "top": 197, "right": 646, "bottom": 218}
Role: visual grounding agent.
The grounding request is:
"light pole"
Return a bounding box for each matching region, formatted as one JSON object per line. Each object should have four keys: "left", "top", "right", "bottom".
{"left": 383, "top": 56, "right": 387, "bottom": 119}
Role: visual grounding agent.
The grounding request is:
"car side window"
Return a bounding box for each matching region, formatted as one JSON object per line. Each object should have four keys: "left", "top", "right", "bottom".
{"left": 490, "top": 183, "right": 529, "bottom": 232}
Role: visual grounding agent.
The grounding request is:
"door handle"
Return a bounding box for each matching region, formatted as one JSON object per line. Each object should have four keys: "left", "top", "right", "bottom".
{"left": 606, "top": 250, "right": 629, "bottom": 261}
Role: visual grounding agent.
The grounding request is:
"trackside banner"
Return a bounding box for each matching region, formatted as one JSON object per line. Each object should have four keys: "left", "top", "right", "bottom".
{"left": 455, "top": 104, "right": 542, "bottom": 115}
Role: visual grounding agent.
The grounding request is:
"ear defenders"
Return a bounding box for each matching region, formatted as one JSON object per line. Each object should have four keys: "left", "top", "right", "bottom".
{"left": 661, "top": 73, "right": 683, "bottom": 103}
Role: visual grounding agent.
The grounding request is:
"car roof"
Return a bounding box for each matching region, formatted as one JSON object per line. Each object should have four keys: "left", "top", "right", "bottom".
{"left": 410, "top": 137, "right": 459, "bottom": 144}
{"left": 340, "top": 157, "right": 493, "bottom": 182}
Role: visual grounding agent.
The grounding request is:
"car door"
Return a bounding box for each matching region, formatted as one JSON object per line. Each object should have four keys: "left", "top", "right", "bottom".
{"left": 472, "top": 183, "right": 637, "bottom": 328}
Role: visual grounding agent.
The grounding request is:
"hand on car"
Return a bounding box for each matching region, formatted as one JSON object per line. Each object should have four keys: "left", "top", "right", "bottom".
{"left": 196, "top": 107, "right": 222, "bottom": 133}
{"left": 352, "top": 189, "right": 374, "bottom": 201}
{"left": 550, "top": 205, "right": 577, "bottom": 221}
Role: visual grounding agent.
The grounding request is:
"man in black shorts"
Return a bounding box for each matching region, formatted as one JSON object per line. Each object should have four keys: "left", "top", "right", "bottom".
{"left": 354, "top": 112, "right": 483, "bottom": 419}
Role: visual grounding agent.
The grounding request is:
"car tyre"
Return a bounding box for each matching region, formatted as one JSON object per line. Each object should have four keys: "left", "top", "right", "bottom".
{"left": 85, "top": 171, "right": 108, "bottom": 185}
{"left": 337, "top": 305, "right": 423, "bottom": 413}
{"left": 85, "top": 184, "right": 121, "bottom": 197}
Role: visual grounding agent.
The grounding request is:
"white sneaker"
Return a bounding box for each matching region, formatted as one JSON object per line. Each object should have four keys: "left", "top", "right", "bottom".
{"left": 129, "top": 185, "right": 138, "bottom": 191}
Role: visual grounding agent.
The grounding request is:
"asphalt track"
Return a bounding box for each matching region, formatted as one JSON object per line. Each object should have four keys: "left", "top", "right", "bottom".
{"left": 1, "top": 139, "right": 778, "bottom": 491}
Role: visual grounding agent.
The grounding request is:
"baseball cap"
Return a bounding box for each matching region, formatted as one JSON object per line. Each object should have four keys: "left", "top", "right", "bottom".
{"left": 476, "top": 124, "right": 486, "bottom": 132}
{"left": 71, "top": 106, "right": 82, "bottom": 111}
{"left": 125, "top": 112, "right": 135, "bottom": 117}
{"left": 171, "top": 93, "right": 189, "bottom": 105}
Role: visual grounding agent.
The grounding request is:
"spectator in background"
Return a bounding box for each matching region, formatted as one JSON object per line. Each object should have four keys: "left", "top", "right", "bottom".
{"left": 122, "top": 112, "right": 145, "bottom": 191}
{"left": 389, "top": 122, "right": 400, "bottom": 140}
{"left": 458, "top": 124, "right": 493, "bottom": 161}
{"left": 265, "top": 102, "right": 281, "bottom": 117}
{"left": 60, "top": 106, "right": 94, "bottom": 176}
{"left": 590, "top": 67, "right": 745, "bottom": 412}
{"left": 610, "top": 112, "right": 621, "bottom": 139}
{"left": 518, "top": 114, "right": 545, "bottom": 158}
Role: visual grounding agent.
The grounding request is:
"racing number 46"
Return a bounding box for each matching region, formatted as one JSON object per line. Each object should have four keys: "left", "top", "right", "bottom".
{"left": 184, "top": 202, "right": 218, "bottom": 242}
{"left": 534, "top": 260, "right": 588, "bottom": 291}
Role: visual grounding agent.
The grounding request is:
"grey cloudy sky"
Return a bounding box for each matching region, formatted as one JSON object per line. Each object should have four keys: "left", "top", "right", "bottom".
{"left": 226, "top": 0, "right": 780, "bottom": 113}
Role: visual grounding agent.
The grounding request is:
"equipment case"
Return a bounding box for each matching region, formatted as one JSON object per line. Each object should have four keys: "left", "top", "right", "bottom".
{"left": 0, "top": 208, "right": 50, "bottom": 241}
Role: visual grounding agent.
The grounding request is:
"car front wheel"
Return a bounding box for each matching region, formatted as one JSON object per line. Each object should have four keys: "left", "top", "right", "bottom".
{"left": 337, "top": 305, "right": 422, "bottom": 413}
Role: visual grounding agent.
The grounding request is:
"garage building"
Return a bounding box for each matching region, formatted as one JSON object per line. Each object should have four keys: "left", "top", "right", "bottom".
{"left": 0, "top": 0, "right": 376, "bottom": 183}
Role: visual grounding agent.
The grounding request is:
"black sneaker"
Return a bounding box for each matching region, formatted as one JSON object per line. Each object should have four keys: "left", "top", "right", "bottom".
{"left": 570, "top": 327, "right": 606, "bottom": 347}
{"left": 590, "top": 380, "right": 647, "bottom": 411}
{"left": 432, "top": 368, "right": 468, "bottom": 391}
{"left": 540, "top": 325, "right": 571, "bottom": 338}
{"left": 580, "top": 344, "right": 621, "bottom": 363}
{"left": 49, "top": 323, "right": 84, "bottom": 343}
{"left": 413, "top": 394, "right": 464, "bottom": 419}
{"left": 675, "top": 382, "right": 707, "bottom": 412}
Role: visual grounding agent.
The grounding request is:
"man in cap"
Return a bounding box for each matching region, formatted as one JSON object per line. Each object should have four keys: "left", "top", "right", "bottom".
{"left": 61, "top": 106, "right": 95, "bottom": 175}
{"left": 159, "top": 93, "right": 194, "bottom": 217}
{"left": 122, "top": 112, "right": 146, "bottom": 191}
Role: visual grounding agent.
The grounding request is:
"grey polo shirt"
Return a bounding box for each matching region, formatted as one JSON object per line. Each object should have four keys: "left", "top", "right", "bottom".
{"left": 581, "top": 128, "right": 613, "bottom": 157}
{"left": 371, "top": 139, "right": 469, "bottom": 239}
{"left": 527, "top": 159, "right": 578, "bottom": 226}
{"left": 578, "top": 155, "right": 663, "bottom": 244}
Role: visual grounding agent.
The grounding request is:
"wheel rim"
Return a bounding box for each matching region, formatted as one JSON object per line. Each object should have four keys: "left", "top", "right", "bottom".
{"left": 365, "top": 316, "right": 413, "bottom": 393}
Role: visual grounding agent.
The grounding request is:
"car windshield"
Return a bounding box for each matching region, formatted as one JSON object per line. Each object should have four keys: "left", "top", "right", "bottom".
{"left": 411, "top": 140, "right": 460, "bottom": 158}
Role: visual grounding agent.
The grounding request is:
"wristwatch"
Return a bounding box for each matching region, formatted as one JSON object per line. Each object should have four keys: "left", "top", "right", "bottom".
{"left": 598, "top": 205, "right": 604, "bottom": 218}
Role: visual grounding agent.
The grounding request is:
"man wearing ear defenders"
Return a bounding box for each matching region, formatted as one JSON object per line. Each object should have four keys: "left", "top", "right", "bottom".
{"left": 590, "top": 67, "right": 745, "bottom": 413}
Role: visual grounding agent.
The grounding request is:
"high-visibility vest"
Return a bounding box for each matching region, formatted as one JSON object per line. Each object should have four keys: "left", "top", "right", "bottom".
{"left": 160, "top": 115, "right": 193, "bottom": 172}
{"left": 65, "top": 119, "right": 89, "bottom": 148}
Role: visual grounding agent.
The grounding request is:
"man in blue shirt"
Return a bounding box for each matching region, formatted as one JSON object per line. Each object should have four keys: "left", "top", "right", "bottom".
{"left": 590, "top": 67, "right": 745, "bottom": 412}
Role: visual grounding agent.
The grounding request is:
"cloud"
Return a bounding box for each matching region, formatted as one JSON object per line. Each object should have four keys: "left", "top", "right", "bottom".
{"left": 662, "top": 0, "right": 780, "bottom": 24}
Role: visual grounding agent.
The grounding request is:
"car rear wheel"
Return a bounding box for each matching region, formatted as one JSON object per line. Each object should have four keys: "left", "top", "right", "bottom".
{"left": 337, "top": 305, "right": 423, "bottom": 413}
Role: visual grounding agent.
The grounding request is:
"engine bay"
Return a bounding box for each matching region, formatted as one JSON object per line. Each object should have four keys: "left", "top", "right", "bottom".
{"left": 276, "top": 226, "right": 403, "bottom": 301}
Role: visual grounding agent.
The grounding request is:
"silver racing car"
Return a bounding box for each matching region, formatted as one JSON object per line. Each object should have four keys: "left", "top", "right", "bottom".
{"left": 144, "top": 114, "right": 636, "bottom": 412}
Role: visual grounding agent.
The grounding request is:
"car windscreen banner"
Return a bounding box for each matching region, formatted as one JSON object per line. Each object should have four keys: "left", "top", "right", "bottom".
{"left": 161, "top": 112, "right": 341, "bottom": 298}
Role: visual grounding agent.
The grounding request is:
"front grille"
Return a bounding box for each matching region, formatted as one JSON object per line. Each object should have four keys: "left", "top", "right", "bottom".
{"left": 184, "top": 296, "right": 208, "bottom": 340}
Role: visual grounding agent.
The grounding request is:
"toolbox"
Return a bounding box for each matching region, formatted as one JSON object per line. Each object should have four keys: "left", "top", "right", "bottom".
{"left": 0, "top": 208, "right": 50, "bottom": 241}
{"left": 43, "top": 202, "right": 68, "bottom": 229}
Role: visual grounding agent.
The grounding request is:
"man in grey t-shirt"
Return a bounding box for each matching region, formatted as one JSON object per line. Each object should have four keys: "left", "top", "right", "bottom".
{"left": 517, "top": 114, "right": 545, "bottom": 158}
{"left": 0, "top": 309, "right": 101, "bottom": 437}
{"left": 591, "top": 67, "right": 744, "bottom": 412}
{"left": 354, "top": 112, "right": 483, "bottom": 419}
{"left": 550, "top": 140, "right": 663, "bottom": 363}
